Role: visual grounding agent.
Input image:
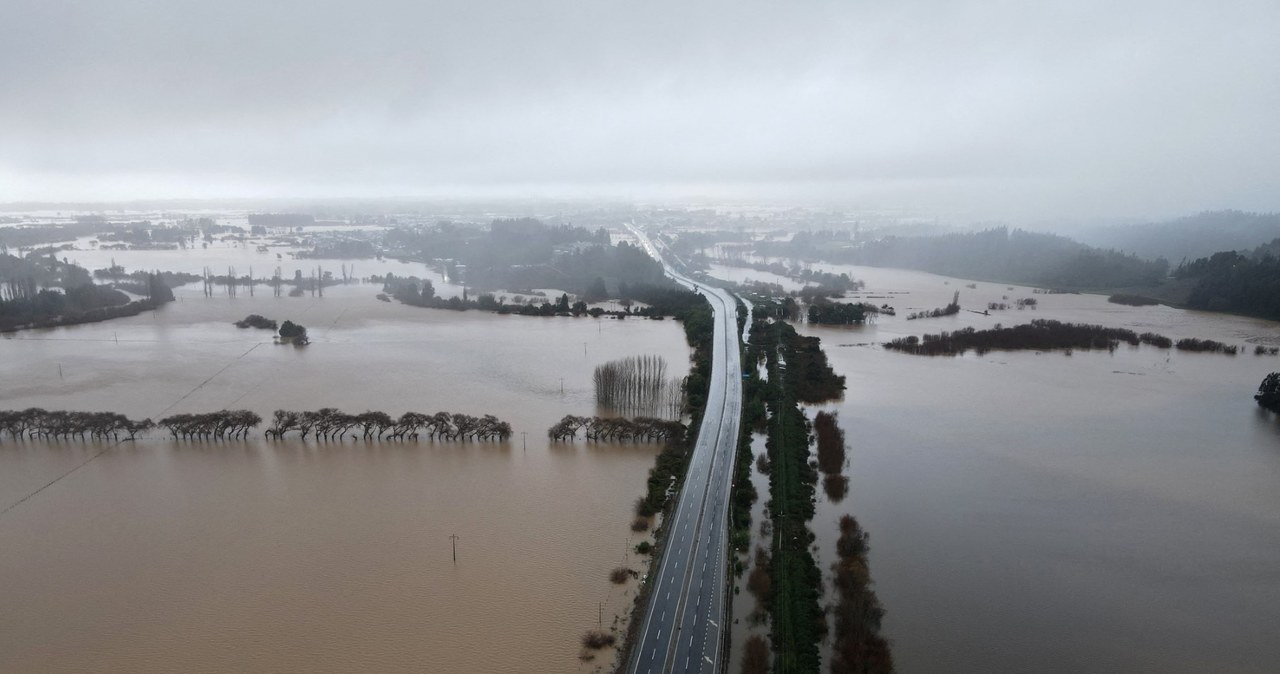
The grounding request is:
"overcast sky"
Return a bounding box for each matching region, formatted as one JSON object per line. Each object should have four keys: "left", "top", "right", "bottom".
{"left": 1, "top": 0, "right": 1277, "bottom": 220}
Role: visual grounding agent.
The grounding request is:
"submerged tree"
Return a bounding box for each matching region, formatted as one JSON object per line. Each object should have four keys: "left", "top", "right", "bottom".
{"left": 593, "top": 355, "right": 683, "bottom": 417}
{"left": 1257, "top": 372, "right": 1280, "bottom": 413}
{"left": 547, "top": 414, "right": 686, "bottom": 443}
{"left": 278, "top": 320, "right": 309, "bottom": 345}
{"left": 0, "top": 408, "right": 152, "bottom": 441}
{"left": 265, "top": 408, "right": 512, "bottom": 441}
{"left": 157, "top": 410, "right": 262, "bottom": 440}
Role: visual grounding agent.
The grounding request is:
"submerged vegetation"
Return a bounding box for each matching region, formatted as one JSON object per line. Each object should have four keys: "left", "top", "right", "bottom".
{"left": 1, "top": 253, "right": 175, "bottom": 331}
{"left": 266, "top": 409, "right": 512, "bottom": 441}
{"left": 829, "top": 515, "right": 894, "bottom": 674}
{"left": 593, "top": 355, "right": 683, "bottom": 417}
{"left": 1257, "top": 373, "right": 1280, "bottom": 414}
{"left": 1108, "top": 293, "right": 1160, "bottom": 306}
{"left": 814, "top": 411, "right": 849, "bottom": 502}
{"left": 885, "top": 320, "right": 1251, "bottom": 358}
{"left": 738, "top": 317, "right": 892, "bottom": 671}
{"left": 1, "top": 409, "right": 154, "bottom": 440}
{"left": 159, "top": 411, "right": 263, "bottom": 439}
{"left": 886, "top": 320, "right": 1171, "bottom": 356}
{"left": 749, "top": 319, "right": 841, "bottom": 672}
{"left": 546, "top": 415, "right": 686, "bottom": 443}
{"left": 234, "top": 314, "right": 278, "bottom": 330}
{"left": 1174, "top": 337, "right": 1238, "bottom": 354}
{"left": 906, "top": 291, "right": 961, "bottom": 320}
{"left": 277, "top": 320, "right": 309, "bottom": 345}
{"left": 806, "top": 298, "right": 866, "bottom": 325}
{"left": 3, "top": 407, "right": 514, "bottom": 443}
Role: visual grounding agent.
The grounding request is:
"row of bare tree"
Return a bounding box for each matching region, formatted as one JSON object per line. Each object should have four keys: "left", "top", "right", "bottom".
{"left": 1, "top": 407, "right": 514, "bottom": 442}
{"left": 265, "top": 409, "right": 513, "bottom": 441}
{"left": 159, "top": 411, "right": 263, "bottom": 439}
{"left": 0, "top": 408, "right": 153, "bottom": 440}
{"left": 547, "top": 415, "right": 686, "bottom": 442}
{"left": 593, "top": 355, "right": 683, "bottom": 418}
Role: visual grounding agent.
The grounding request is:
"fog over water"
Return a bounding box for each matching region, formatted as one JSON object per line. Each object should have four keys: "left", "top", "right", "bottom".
{"left": 3, "top": 1, "right": 1279, "bottom": 219}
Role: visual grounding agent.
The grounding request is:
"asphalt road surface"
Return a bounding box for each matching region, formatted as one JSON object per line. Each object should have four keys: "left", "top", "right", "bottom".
{"left": 627, "top": 225, "right": 743, "bottom": 674}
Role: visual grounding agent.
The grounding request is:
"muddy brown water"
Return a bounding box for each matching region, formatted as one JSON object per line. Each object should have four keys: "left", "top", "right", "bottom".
{"left": 0, "top": 286, "right": 689, "bottom": 673}
{"left": 728, "top": 263, "right": 1280, "bottom": 674}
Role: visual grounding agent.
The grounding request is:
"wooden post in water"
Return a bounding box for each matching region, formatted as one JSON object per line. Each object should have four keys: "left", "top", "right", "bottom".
{"left": 450, "top": 533, "right": 460, "bottom": 563}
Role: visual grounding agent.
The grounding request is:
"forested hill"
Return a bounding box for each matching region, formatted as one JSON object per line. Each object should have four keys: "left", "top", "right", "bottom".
{"left": 1173, "top": 239, "right": 1280, "bottom": 319}
{"left": 385, "top": 217, "right": 668, "bottom": 296}
{"left": 1077, "top": 210, "right": 1280, "bottom": 263}
{"left": 761, "top": 227, "right": 1168, "bottom": 290}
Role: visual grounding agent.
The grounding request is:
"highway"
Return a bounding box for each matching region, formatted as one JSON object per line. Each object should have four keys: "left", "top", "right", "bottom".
{"left": 626, "top": 224, "right": 743, "bottom": 674}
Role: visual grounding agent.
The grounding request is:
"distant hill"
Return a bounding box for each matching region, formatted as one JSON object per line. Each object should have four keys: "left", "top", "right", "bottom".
{"left": 1076, "top": 210, "right": 1280, "bottom": 263}
{"left": 758, "top": 227, "right": 1168, "bottom": 290}
{"left": 1169, "top": 237, "right": 1280, "bottom": 320}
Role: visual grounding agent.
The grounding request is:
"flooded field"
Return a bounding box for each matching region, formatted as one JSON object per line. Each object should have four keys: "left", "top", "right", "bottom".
{"left": 0, "top": 287, "right": 689, "bottom": 673}
{"left": 748, "top": 263, "right": 1280, "bottom": 673}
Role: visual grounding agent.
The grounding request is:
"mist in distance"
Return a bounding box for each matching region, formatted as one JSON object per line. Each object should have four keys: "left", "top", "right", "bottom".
{"left": 1, "top": 0, "right": 1277, "bottom": 223}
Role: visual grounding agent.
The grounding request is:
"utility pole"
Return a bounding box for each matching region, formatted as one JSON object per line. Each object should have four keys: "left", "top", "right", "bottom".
{"left": 598, "top": 602, "right": 603, "bottom": 627}
{"left": 450, "top": 533, "right": 460, "bottom": 562}
{"left": 560, "top": 378, "right": 564, "bottom": 394}
{"left": 521, "top": 431, "right": 527, "bottom": 452}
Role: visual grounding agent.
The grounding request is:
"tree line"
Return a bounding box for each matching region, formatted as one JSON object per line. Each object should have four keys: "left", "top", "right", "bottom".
{"left": 1174, "top": 247, "right": 1280, "bottom": 320}
{"left": 1, "top": 409, "right": 153, "bottom": 440}
{"left": 884, "top": 319, "right": 1265, "bottom": 357}
{"left": 751, "top": 316, "right": 825, "bottom": 672}
{"left": 159, "top": 411, "right": 263, "bottom": 439}
{"left": 807, "top": 299, "right": 866, "bottom": 325}
{"left": 829, "top": 515, "right": 894, "bottom": 674}
{"left": 757, "top": 227, "right": 1168, "bottom": 290}
{"left": 2, "top": 408, "right": 513, "bottom": 442}
{"left": 2, "top": 253, "right": 175, "bottom": 331}
{"left": 814, "top": 411, "right": 849, "bottom": 502}
{"left": 265, "top": 409, "right": 512, "bottom": 441}
{"left": 906, "top": 291, "right": 961, "bottom": 320}
{"left": 546, "top": 415, "right": 686, "bottom": 442}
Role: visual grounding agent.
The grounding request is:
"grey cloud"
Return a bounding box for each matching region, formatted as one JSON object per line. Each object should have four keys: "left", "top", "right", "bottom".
{"left": 1, "top": 0, "right": 1277, "bottom": 220}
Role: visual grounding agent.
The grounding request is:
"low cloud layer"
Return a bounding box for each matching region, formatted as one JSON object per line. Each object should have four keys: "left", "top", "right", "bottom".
{"left": 2, "top": 0, "right": 1277, "bottom": 220}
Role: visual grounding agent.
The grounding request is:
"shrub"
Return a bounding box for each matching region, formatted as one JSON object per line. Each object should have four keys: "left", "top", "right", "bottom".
{"left": 581, "top": 630, "right": 616, "bottom": 649}
{"left": 234, "top": 314, "right": 277, "bottom": 330}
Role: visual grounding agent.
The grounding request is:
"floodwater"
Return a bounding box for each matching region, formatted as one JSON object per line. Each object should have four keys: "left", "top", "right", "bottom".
{"left": 58, "top": 236, "right": 472, "bottom": 300}
{"left": 0, "top": 285, "right": 689, "bottom": 673}
{"left": 774, "top": 264, "right": 1280, "bottom": 673}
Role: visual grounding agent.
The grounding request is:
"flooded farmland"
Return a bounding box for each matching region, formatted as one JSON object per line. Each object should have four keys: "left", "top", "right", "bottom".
{"left": 751, "top": 263, "right": 1280, "bottom": 674}
{"left": 0, "top": 286, "right": 690, "bottom": 673}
